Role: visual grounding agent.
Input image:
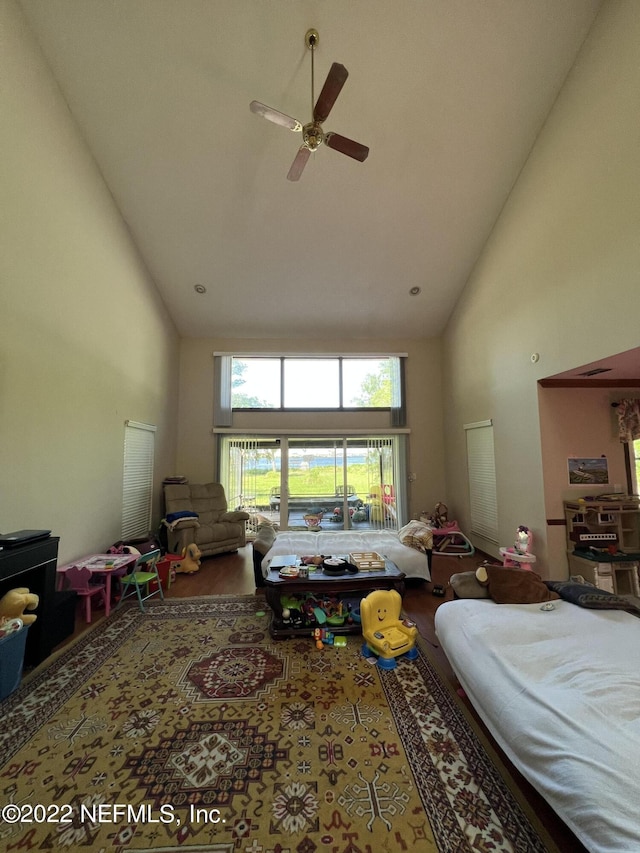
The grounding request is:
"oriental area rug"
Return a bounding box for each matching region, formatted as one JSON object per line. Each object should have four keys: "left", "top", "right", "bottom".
{"left": 0, "top": 595, "right": 557, "bottom": 852}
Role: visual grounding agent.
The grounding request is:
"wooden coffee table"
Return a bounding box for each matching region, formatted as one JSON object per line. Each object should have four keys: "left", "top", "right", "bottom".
{"left": 264, "top": 559, "right": 405, "bottom": 639}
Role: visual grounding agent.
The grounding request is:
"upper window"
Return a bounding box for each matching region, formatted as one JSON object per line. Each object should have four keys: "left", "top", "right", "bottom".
{"left": 231, "top": 356, "right": 398, "bottom": 411}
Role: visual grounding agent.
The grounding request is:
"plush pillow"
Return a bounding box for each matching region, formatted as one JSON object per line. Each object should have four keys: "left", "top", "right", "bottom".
{"left": 484, "top": 567, "right": 560, "bottom": 604}
{"left": 398, "top": 520, "right": 434, "bottom": 553}
{"left": 545, "top": 580, "right": 640, "bottom": 613}
{"left": 449, "top": 571, "right": 490, "bottom": 599}
{"left": 252, "top": 524, "right": 277, "bottom": 557}
{"left": 165, "top": 510, "right": 199, "bottom": 523}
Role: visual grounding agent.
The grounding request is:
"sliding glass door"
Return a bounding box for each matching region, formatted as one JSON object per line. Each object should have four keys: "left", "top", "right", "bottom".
{"left": 219, "top": 434, "right": 405, "bottom": 534}
{"left": 219, "top": 436, "right": 282, "bottom": 538}
{"left": 284, "top": 438, "right": 371, "bottom": 531}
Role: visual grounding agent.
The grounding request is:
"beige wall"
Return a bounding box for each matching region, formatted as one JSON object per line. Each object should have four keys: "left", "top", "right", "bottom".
{"left": 442, "top": 1, "right": 640, "bottom": 574}
{"left": 1, "top": 0, "right": 179, "bottom": 564}
{"left": 176, "top": 337, "right": 445, "bottom": 521}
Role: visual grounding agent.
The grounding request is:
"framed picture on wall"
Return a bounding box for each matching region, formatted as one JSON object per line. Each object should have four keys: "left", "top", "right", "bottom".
{"left": 567, "top": 456, "right": 609, "bottom": 486}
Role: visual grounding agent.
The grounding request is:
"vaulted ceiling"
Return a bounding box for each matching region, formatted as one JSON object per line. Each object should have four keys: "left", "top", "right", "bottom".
{"left": 19, "top": 0, "right": 601, "bottom": 339}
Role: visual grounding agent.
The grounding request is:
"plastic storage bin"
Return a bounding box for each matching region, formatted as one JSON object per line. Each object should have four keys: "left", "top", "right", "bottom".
{"left": 0, "top": 625, "right": 29, "bottom": 700}
{"left": 148, "top": 554, "right": 180, "bottom": 593}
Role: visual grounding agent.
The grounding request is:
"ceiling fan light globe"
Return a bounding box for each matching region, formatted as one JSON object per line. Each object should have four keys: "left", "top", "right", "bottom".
{"left": 303, "top": 122, "right": 324, "bottom": 151}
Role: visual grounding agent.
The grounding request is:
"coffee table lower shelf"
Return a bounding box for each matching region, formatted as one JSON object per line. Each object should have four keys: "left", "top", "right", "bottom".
{"left": 264, "top": 564, "right": 406, "bottom": 640}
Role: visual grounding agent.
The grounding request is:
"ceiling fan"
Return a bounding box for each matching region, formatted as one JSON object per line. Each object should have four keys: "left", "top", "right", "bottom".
{"left": 250, "top": 29, "right": 369, "bottom": 181}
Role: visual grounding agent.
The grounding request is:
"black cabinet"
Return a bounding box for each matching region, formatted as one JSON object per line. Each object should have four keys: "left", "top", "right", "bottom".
{"left": 0, "top": 537, "right": 68, "bottom": 667}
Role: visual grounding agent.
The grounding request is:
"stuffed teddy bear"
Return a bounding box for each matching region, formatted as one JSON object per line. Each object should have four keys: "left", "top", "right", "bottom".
{"left": 0, "top": 587, "right": 39, "bottom": 627}
{"left": 175, "top": 543, "right": 201, "bottom": 574}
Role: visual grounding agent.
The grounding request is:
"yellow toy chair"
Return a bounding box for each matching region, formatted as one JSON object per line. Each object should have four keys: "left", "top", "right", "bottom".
{"left": 360, "top": 589, "right": 418, "bottom": 669}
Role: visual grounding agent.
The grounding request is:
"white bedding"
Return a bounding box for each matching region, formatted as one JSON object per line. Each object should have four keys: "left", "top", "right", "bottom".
{"left": 261, "top": 530, "right": 431, "bottom": 581}
{"left": 434, "top": 599, "right": 640, "bottom": 853}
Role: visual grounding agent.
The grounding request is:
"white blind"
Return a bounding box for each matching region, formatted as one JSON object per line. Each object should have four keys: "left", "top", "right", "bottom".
{"left": 366, "top": 435, "right": 402, "bottom": 530}
{"left": 122, "top": 420, "right": 156, "bottom": 539}
{"left": 464, "top": 420, "right": 498, "bottom": 543}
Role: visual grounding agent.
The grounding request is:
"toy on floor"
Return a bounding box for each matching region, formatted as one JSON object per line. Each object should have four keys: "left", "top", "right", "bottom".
{"left": 515, "top": 525, "right": 533, "bottom": 554}
{"left": 420, "top": 502, "right": 475, "bottom": 556}
{"left": 303, "top": 512, "right": 324, "bottom": 530}
{"left": 499, "top": 525, "right": 537, "bottom": 568}
{"left": 313, "top": 627, "right": 347, "bottom": 649}
{"left": 0, "top": 587, "right": 39, "bottom": 627}
{"left": 0, "top": 617, "right": 24, "bottom": 639}
{"left": 360, "top": 589, "right": 418, "bottom": 669}
{"left": 175, "top": 542, "right": 201, "bottom": 574}
{"left": 432, "top": 502, "right": 449, "bottom": 527}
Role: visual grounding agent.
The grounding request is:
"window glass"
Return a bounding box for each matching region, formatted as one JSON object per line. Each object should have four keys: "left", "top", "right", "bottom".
{"left": 231, "top": 358, "right": 280, "bottom": 408}
{"left": 283, "top": 359, "right": 339, "bottom": 408}
{"left": 342, "top": 358, "right": 392, "bottom": 407}
{"left": 229, "top": 355, "right": 400, "bottom": 410}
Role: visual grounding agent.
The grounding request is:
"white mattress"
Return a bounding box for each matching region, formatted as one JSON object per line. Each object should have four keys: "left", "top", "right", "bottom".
{"left": 434, "top": 599, "right": 640, "bottom": 853}
{"left": 261, "top": 530, "right": 430, "bottom": 581}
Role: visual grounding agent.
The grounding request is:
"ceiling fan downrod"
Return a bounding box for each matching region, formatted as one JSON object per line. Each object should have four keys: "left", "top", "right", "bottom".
{"left": 306, "top": 29, "right": 318, "bottom": 116}
{"left": 305, "top": 28, "right": 320, "bottom": 148}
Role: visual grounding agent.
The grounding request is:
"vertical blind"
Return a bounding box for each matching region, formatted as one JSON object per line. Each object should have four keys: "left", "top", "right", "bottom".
{"left": 122, "top": 420, "right": 156, "bottom": 539}
{"left": 222, "top": 436, "right": 259, "bottom": 504}
{"left": 365, "top": 435, "right": 405, "bottom": 530}
{"left": 464, "top": 420, "right": 498, "bottom": 543}
{"left": 219, "top": 436, "right": 279, "bottom": 538}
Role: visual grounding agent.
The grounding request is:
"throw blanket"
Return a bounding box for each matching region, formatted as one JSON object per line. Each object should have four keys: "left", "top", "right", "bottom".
{"left": 163, "top": 511, "right": 200, "bottom": 531}
{"left": 397, "top": 520, "right": 434, "bottom": 552}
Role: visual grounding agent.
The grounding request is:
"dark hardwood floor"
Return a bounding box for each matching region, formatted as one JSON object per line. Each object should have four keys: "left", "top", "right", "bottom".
{"left": 55, "top": 544, "right": 586, "bottom": 852}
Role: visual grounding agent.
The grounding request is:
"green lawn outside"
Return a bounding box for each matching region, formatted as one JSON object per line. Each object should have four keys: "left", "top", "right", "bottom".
{"left": 244, "top": 464, "right": 374, "bottom": 509}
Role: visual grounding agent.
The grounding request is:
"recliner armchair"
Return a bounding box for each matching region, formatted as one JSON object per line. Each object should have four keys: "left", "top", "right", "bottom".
{"left": 163, "top": 483, "right": 249, "bottom": 558}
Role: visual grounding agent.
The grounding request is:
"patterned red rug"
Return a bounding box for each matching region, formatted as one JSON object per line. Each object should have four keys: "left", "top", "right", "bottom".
{"left": 0, "top": 595, "right": 557, "bottom": 851}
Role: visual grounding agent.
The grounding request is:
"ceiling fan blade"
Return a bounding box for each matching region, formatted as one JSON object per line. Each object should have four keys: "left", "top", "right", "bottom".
{"left": 313, "top": 63, "right": 348, "bottom": 123}
{"left": 287, "top": 146, "right": 311, "bottom": 181}
{"left": 325, "top": 132, "right": 369, "bottom": 162}
{"left": 250, "top": 100, "right": 302, "bottom": 132}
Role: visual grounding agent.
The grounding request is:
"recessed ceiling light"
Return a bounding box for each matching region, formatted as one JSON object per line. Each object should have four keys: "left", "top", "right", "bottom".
{"left": 194, "top": 284, "right": 207, "bottom": 294}
{"left": 409, "top": 286, "right": 421, "bottom": 295}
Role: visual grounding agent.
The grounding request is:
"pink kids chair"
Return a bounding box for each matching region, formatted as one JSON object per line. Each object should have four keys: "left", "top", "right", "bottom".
{"left": 65, "top": 565, "right": 105, "bottom": 623}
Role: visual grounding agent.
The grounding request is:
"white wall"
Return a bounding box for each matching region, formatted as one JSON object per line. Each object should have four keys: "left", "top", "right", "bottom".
{"left": 176, "top": 336, "right": 445, "bottom": 521}
{"left": 0, "top": 0, "right": 180, "bottom": 563}
{"left": 442, "top": 0, "right": 640, "bottom": 574}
